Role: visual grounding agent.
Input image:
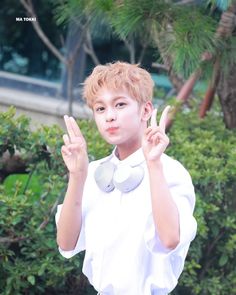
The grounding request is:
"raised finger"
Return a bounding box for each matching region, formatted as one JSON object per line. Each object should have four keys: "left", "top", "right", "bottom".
{"left": 159, "top": 106, "right": 171, "bottom": 133}
{"left": 64, "top": 115, "right": 76, "bottom": 141}
{"left": 69, "top": 116, "right": 83, "bottom": 138}
{"left": 63, "top": 134, "right": 70, "bottom": 146}
{"left": 150, "top": 108, "right": 158, "bottom": 127}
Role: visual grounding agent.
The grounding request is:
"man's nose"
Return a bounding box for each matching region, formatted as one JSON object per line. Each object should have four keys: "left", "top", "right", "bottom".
{"left": 106, "top": 108, "right": 117, "bottom": 122}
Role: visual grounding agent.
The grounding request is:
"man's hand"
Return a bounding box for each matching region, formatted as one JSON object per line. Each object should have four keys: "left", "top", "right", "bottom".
{"left": 142, "top": 106, "right": 171, "bottom": 163}
{"left": 61, "top": 115, "right": 89, "bottom": 177}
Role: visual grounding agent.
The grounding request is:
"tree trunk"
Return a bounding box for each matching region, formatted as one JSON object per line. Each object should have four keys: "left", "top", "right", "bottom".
{"left": 67, "top": 62, "right": 74, "bottom": 116}
{"left": 217, "top": 62, "right": 236, "bottom": 129}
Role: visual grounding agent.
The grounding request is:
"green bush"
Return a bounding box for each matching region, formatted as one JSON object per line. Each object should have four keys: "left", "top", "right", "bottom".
{"left": 0, "top": 105, "right": 235, "bottom": 294}
{"left": 168, "top": 105, "right": 236, "bottom": 295}
{"left": 0, "top": 107, "right": 110, "bottom": 295}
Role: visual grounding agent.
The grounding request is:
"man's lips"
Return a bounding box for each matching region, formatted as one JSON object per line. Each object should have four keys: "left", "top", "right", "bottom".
{"left": 106, "top": 127, "right": 119, "bottom": 133}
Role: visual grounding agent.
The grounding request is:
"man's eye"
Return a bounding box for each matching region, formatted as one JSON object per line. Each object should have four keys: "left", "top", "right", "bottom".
{"left": 95, "top": 107, "right": 105, "bottom": 112}
{"left": 116, "top": 102, "right": 126, "bottom": 108}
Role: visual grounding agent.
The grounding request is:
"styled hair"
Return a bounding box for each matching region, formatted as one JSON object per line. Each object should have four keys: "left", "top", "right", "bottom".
{"left": 82, "top": 61, "right": 154, "bottom": 108}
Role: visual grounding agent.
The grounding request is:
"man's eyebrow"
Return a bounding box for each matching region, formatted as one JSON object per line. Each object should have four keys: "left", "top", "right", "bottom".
{"left": 114, "top": 96, "right": 128, "bottom": 100}
{"left": 94, "top": 96, "right": 128, "bottom": 104}
{"left": 93, "top": 99, "right": 103, "bottom": 104}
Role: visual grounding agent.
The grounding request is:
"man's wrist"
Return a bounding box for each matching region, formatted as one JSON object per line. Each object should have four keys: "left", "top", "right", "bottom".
{"left": 146, "top": 159, "right": 163, "bottom": 171}
{"left": 69, "top": 171, "right": 87, "bottom": 182}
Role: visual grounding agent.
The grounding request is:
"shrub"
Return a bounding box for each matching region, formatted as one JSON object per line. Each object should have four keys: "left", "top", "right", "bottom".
{"left": 168, "top": 105, "right": 236, "bottom": 295}
{"left": 0, "top": 107, "right": 110, "bottom": 295}
{"left": 0, "top": 105, "right": 235, "bottom": 294}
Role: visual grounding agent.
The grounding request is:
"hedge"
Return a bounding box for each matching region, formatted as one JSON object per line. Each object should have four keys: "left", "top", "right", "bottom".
{"left": 0, "top": 105, "right": 235, "bottom": 294}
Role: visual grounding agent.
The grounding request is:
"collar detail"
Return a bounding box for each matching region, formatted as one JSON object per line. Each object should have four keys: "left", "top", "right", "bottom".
{"left": 111, "top": 147, "right": 145, "bottom": 167}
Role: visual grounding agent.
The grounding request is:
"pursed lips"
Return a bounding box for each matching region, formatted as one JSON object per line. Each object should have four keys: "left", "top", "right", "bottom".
{"left": 106, "top": 126, "right": 119, "bottom": 132}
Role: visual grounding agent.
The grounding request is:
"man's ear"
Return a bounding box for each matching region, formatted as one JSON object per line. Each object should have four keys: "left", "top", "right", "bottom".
{"left": 141, "top": 101, "right": 153, "bottom": 122}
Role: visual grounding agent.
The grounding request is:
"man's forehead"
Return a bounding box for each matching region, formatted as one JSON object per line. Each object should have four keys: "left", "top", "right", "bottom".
{"left": 94, "top": 92, "right": 130, "bottom": 103}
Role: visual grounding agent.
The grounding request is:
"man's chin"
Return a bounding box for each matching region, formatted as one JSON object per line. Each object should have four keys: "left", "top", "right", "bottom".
{"left": 103, "top": 137, "right": 123, "bottom": 146}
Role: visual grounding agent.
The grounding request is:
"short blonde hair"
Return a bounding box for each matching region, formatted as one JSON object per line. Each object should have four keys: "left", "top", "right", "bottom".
{"left": 82, "top": 61, "right": 154, "bottom": 108}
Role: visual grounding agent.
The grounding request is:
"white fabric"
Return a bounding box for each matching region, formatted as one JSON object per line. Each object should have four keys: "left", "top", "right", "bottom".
{"left": 55, "top": 148, "right": 197, "bottom": 295}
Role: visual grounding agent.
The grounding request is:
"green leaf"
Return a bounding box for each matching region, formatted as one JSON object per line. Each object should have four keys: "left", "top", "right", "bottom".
{"left": 27, "top": 275, "right": 35, "bottom": 285}
{"left": 219, "top": 253, "right": 228, "bottom": 266}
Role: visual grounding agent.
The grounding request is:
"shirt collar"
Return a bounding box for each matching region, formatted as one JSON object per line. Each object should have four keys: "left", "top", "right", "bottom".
{"left": 111, "top": 147, "right": 145, "bottom": 167}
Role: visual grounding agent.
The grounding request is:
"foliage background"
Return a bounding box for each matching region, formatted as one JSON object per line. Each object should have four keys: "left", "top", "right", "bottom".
{"left": 0, "top": 107, "right": 111, "bottom": 295}
{"left": 0, "top": 104, "right": 236, "bottom": 294}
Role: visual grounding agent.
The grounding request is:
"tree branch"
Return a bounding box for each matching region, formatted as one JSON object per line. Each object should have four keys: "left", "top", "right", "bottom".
{"left": 20, "top": 0, "right": 67, "bottom": 64}
{"left": 199, "top": 1, "right": 236, "bottom": 118}
{"left": 0, "top": 236, "right": 27, "bottom": 244}
{"left": 166, "top": 69, "right": 202, "bottom": 131}
{"left": 83, "top": 29, "right": 101, "bottom": 65}
{"left": 138, "top": 44, "right": 147, "bottom": 64}
{"left": 38, "top": 194, "right": 62, "bottom": 230}
{"left": 122, "top": 36, "right": 135, "bottom": 64}
{"left": 199, "top": 229, "right": 225, "bottom": 280}
{"left": 199, "top": 57, "right": 220, "bottom": 118}
{"left": 175, "top": 0, "right": 196, "bottom": 5}
{"left": 152, "top": 62, "right": 169, "bottom": 72}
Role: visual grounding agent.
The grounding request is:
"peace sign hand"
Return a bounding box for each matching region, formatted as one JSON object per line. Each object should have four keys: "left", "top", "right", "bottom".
{"left": 61, "top": 115, "right": 89, "bottom": 177}
{"left": 142, "top": 106, "right": 171, "bottom": 163}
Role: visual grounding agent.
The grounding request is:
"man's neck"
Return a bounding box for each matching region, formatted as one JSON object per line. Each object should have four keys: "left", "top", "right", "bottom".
{"left": 116, "top": 142, "right": 141, "bottom": 160}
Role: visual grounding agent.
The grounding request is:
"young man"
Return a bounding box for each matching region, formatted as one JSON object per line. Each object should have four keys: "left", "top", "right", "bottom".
{"left": 56, "top": 61, "right": 197, "bottom": 295}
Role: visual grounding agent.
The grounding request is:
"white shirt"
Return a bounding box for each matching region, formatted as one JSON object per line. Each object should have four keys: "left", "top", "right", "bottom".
{"left": 55, "top": 148, "right": 197, "bottom": 295}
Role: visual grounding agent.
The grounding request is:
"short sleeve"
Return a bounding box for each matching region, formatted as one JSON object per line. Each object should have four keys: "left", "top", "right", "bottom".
{"left": 144, "top": 157, "right": 197, "bottom": 284}
{"left": 54, "top": 160, "right": 102, "bottom": 260}
{"left": 169, "top": 162, "right": 197, "bottom": 251}
{"left": 55, "top": 204, "right": 86, "bottom": 259}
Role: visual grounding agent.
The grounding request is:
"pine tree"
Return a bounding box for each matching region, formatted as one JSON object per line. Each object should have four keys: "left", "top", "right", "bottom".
{"left": 55, "top": 0, "right": 236, "bottom": 128}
